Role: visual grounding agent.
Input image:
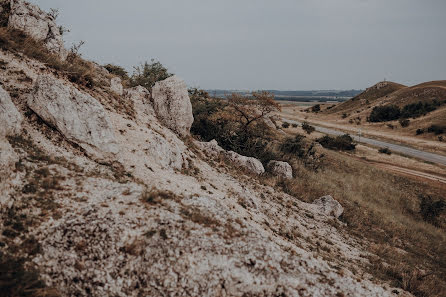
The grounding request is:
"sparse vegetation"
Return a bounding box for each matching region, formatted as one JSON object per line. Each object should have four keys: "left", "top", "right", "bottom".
{"left": 281, "top": 121, "right": 290, "bottom": 128}
{"left": 104, "top": 64, "right": 129, "bottom": 80}
{"left": 0, "top": 28, "right": 97, "bottom": 88}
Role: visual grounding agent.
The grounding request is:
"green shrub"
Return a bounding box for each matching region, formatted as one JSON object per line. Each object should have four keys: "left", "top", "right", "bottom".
{"left": 368, "top": 105, "right": 401, "bottom": 122}
{"left": 419, "top": 195, "right": 445, "bottom": 226}
{"left": 400, "top": 101, "right": 441, "bottom": 119}
{"left": 416, "top": 128, "right": 425, "bottom": 135}
{"left": 302, "top": 121, "right": 316, "bottom": 134}
{"left": 399, "top": 118, "right": 410, "bottom": 127}
{"left": 311, "top": 104, "right": 321, "bottom": 112}
{"left": 280, "top": 134, "right": 306, "bottom": 157}
{"left": 427, "top": 125, "right": 445, "bottom": 135}
{"left": 317, "top": 134, "right": 356, "bottom": 151}
{"left": 129, "top": 59, "right": 172, "bottom": 91}
{"left": 378, "top": 147, "right": 392, "bottom": 155}
{"left": 104, "top": 64, "right": 128, "bottom": 80}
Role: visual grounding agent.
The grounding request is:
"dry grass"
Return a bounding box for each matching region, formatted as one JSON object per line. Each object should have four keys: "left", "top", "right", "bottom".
{"left": 268, "top": 150, "right": 446, "bottom": 296}
{"left": 0, "top": 28, "right": 98, "bottom": 88}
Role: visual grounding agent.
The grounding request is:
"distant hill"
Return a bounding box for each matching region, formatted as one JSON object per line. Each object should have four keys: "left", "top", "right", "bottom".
{"left": 206, "top": 89, "right": 362, "bottom": 103}
{"left": 324, "top": 80, "right": 446, "bottom": 136}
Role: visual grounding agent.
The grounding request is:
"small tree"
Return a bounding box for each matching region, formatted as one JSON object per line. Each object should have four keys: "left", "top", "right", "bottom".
{"left": 129, "top": 59, "right": 172, "bottom": 91}
{"left": 227, "top": 91, "right": 280, "bottom": 130}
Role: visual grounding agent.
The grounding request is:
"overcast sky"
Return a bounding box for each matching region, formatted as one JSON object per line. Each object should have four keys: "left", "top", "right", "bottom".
{"left": 30, "top": 0, "right": 446, "bottom": 90}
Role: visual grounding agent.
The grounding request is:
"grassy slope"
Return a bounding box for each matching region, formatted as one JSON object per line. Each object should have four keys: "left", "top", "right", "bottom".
{"left": 321, "top": 81, "right": 446, "bottom": 141}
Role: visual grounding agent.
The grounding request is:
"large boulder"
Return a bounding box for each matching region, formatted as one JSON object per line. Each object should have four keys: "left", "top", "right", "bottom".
{"left": 0, "top": 85, "right": 22, "bottom": 137}
{"left": 313, "top": 195, "right": 344, "bottom": 219}
{"left": 28, "top": 75, "right": 119, "bottom": 162}
{"left": 267, "top": 160, "right": 293, "bottom": 179}
{"left": 152, "top": 76, "right": 193, "bottom": 137}
{"left": 225, "top": 151, "right": 265, "bottom": 175}
{"left": 7, "top": 0, "right": 67, "bottom": 60}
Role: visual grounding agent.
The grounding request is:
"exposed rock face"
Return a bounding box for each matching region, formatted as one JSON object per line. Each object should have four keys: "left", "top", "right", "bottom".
{"left": 152, "top": 75, "right": 194, "bottom": 136}
{"left": 110, "top": 77, "right": 123, "bottom": 95}
{"left": 267, "top": 160, "right": 293, "bottom": 179}
{"left": 0, "top": 85, "right": 22, "bottom": 207}
{"left": 226, "top": 151, "right": 265, "bottom": 175}
{"left": 0, "top": 85, "right": 22, "bottom": 137}
{"left": 194, "top": 139, "right": 225, "bottom": 158}
{"left": 123, "top": 86, "right": 154, "bottom": 122}
{"left": 313, "top": 195, "right": 344, "bottom": 219}
{"left": 28, "top": 75, "right": 119, "bottom": 162}
{"left": 7, "top": 0, "right": 67, "bottom": 60}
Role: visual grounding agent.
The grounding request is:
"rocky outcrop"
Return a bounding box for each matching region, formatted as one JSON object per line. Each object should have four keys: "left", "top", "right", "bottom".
{"left": 28, "top": 75, "right": 119, "bottom": 162}
{"left": 267, "top": 160, "right": 293, "bottom": 179}
{"left": 195, "top": 140, "right": 265, "bottom": 175}
{"left": 123, "top": 86, "right": 154, "bottom": 122}
{"left": 313, "top": 195, "right": 344, "bottom": 219}
{"left": 152, "top": 75, "right": 194, "bottom": 137}
{"left": 226, "top": 151, "right": 265, "bottom": 175}
{"left": 0, "top": 85, "right": 22, "bottom": 137}
{"left": 0, "top": 85, "right": 22, "bottom": 207}
{"left": 194, "top": 139, "right": 225, "bottom": 158}
{"left": 110, "top": 77, "right": 123, "bottom": 95}
{"left": 7, "top": 0, "right": 67, "bottom": 59}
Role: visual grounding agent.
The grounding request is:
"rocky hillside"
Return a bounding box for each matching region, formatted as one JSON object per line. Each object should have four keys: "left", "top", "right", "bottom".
{"left": 0, "top": 1, "right": 411, "bottom": 296}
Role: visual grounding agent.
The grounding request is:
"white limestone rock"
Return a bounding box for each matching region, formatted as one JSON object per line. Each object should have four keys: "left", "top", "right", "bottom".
{"left": 123, "top": 86, "right": 155, "bottom": 122}
{"left": 267, "top": 160, "right": 293, "bottom": 179}
{"left": 313, "top": 195, "right": 344, "bottom": 219}
{"left": 7, "top": 0, "right": 67, "bottom": 60}
{"left": 0, "top": 85, "right": 22, "bottom": 137}
{"left": 28, "top": 75, "right": 119, "bottom": 162}
{"left": 152, "top": 75, "right": 194, "bottom": 137}
{"left": 194, "top": 139, "right": 225, "bottom": 158}
{"left": 225, "top": 151, "right": 265, "bottom": 175}
{"left": 110, "top": 77, "right": 123, "bottom": 95}
{"left": 0, "top": 86, "right": 22, "bottom": 207}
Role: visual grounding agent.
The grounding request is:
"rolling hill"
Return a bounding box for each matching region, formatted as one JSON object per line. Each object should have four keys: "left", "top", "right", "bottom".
{"left": 324, "top": 80, "right": 446, "bottom": 138}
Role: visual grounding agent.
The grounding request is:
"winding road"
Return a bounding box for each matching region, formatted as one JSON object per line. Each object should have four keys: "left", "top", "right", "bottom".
{"left": 284, "top": 119, "right": 446, "bottom": 166}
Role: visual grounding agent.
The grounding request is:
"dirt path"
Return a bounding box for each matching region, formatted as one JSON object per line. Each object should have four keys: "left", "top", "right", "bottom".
{"left": 373, "top": 162, "right": 446, "bottom": 186}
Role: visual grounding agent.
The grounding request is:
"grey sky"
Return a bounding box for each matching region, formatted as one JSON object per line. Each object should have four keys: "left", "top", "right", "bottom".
{"left": 30, "top": 0, "right": 446, "bottom": 90}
